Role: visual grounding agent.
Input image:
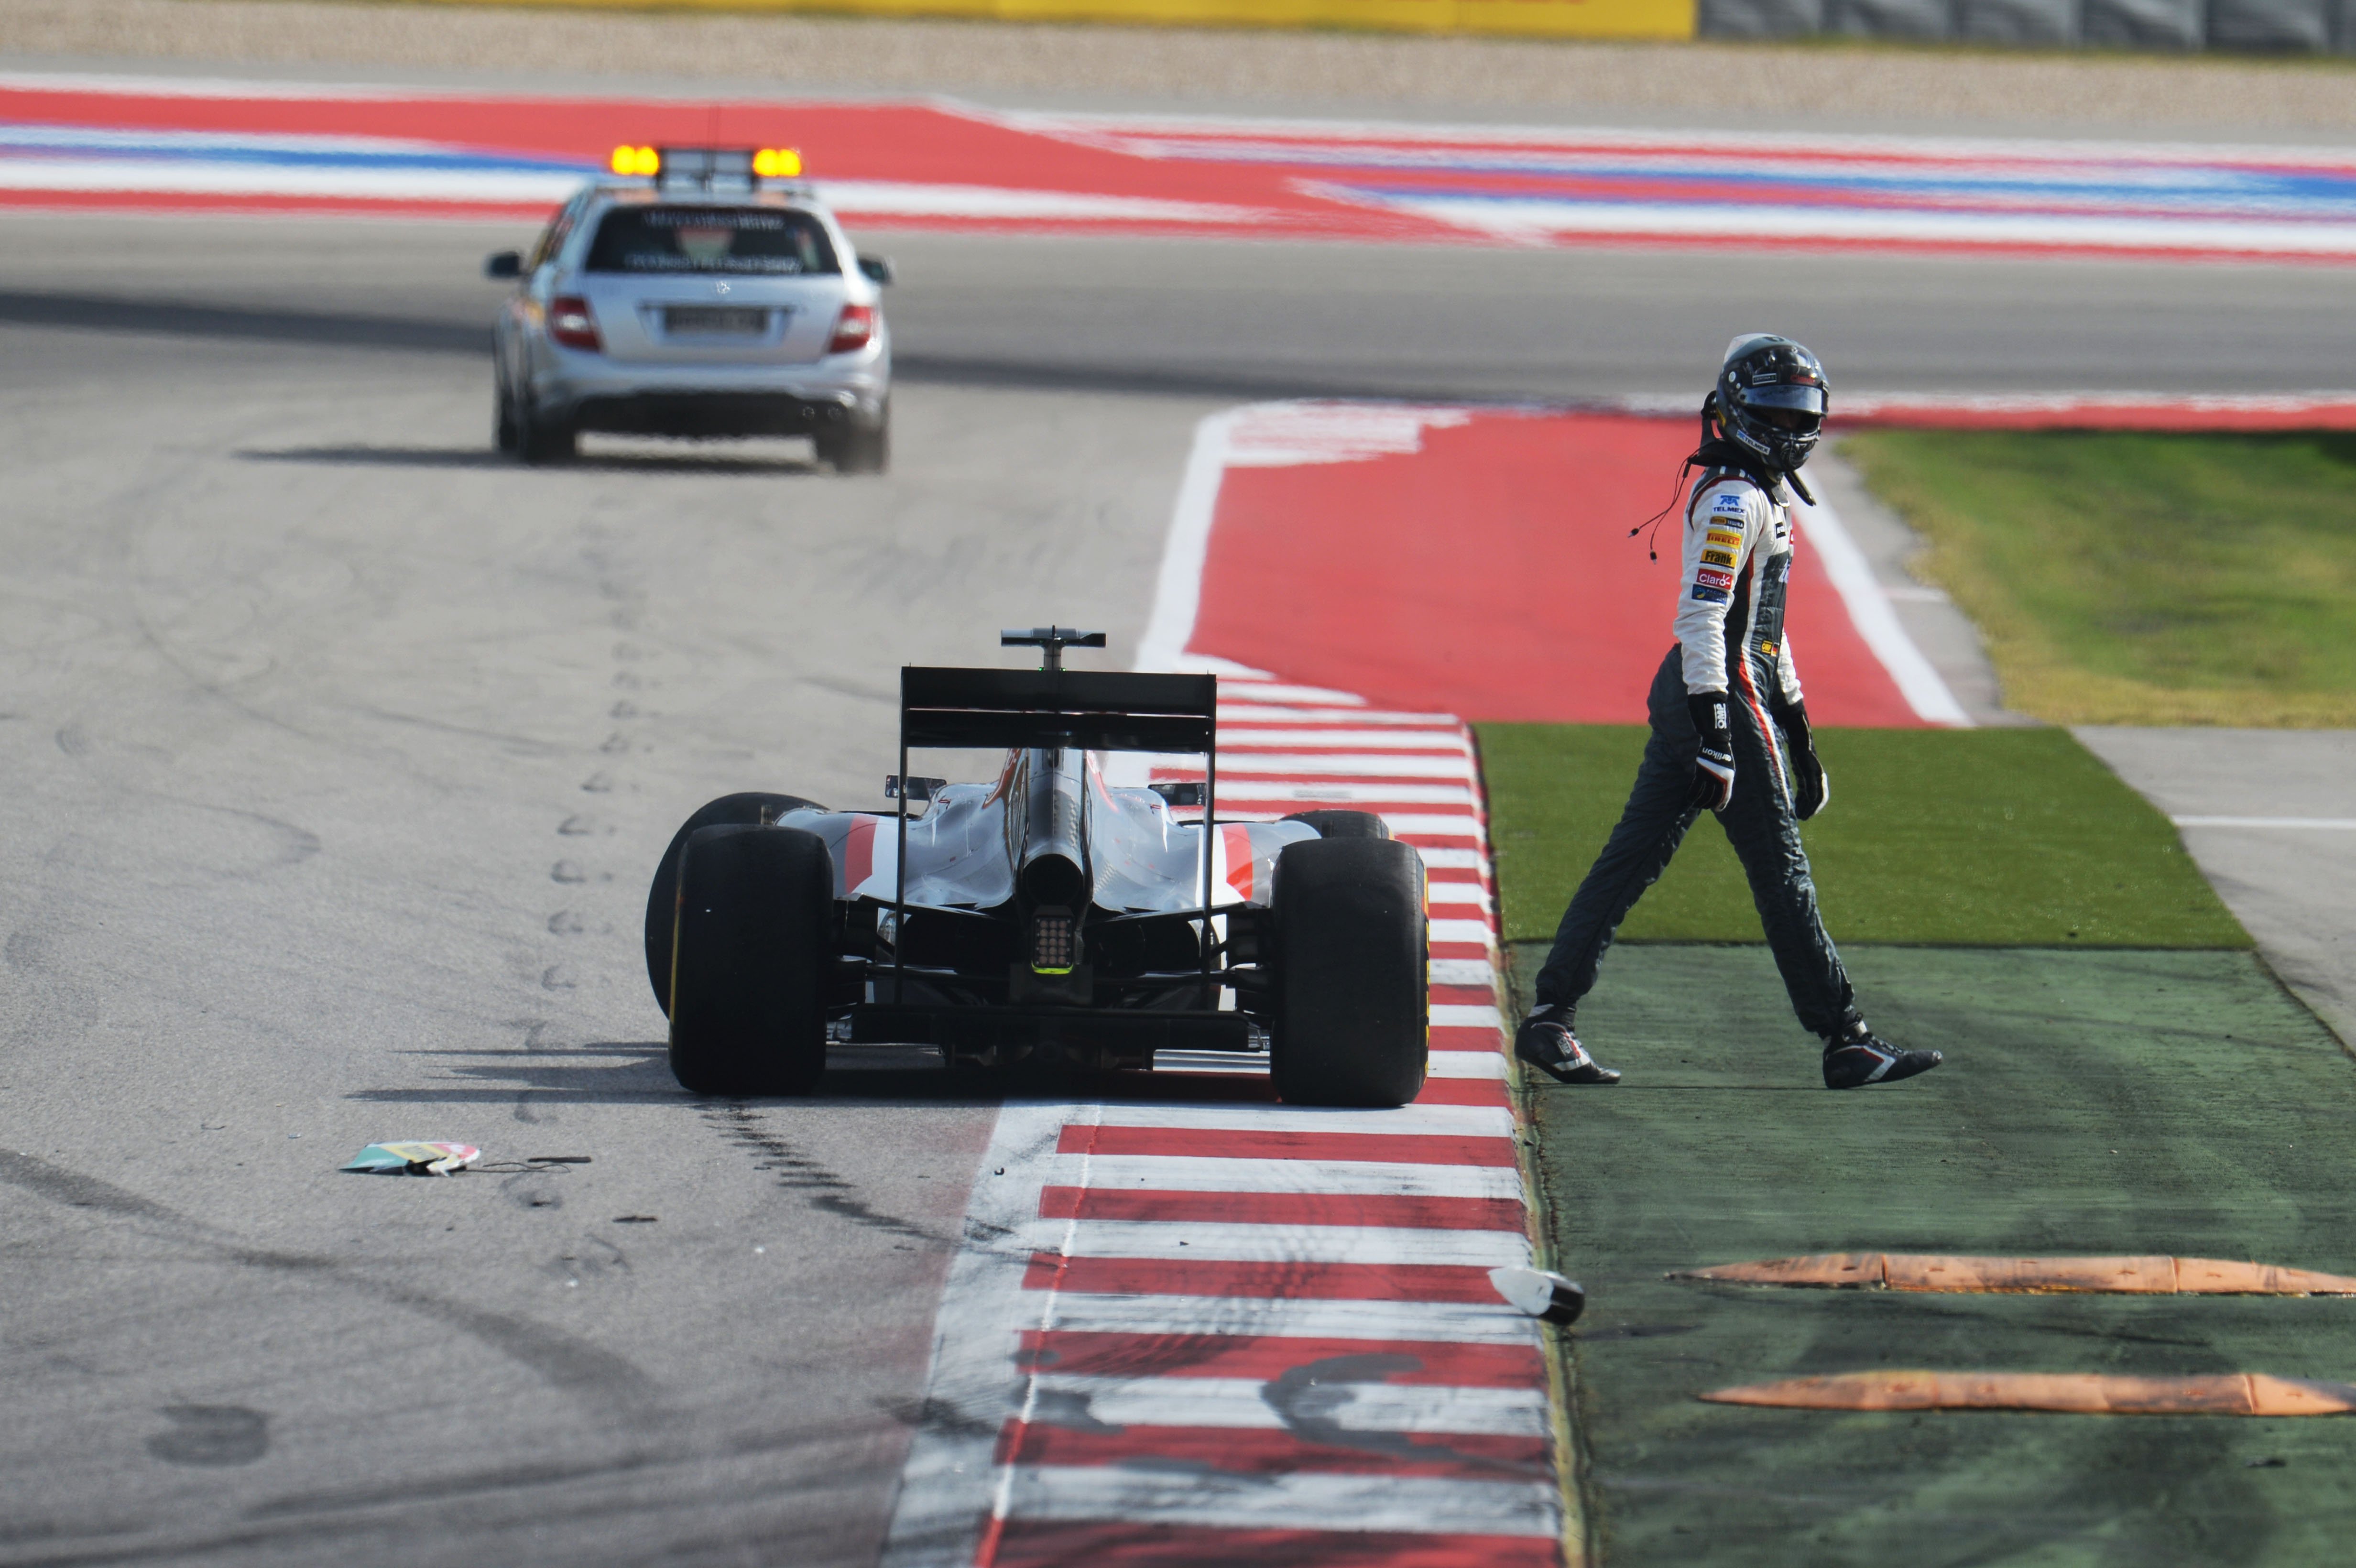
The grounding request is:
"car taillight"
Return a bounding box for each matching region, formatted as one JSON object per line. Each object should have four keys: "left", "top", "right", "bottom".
{"left": 548, "top": 295, "right": 600, "bottom": 351}
{"left": 827, "top": 303, "right": 877, "bottom": 355}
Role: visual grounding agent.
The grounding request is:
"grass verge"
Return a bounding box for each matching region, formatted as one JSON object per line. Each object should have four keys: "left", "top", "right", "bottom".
{"left": 1477, "top": 723, "right": 2246, "bottom": 949}
{"left": 1841, "top": 429, "right": 2356, "bottom": 727}
{"left": 1514, "top": 942, "right": 2356, "bottom": 1567}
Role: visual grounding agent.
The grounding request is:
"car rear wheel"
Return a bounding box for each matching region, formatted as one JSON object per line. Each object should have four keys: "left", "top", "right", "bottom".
{"left": 516, "top": 396, "right": 577, "bottom": 465}
{"left": 1282, "top": 809, "right": 1391, "bottom": 840}
{"left": 668, "top": 825, "right": 833, "bottom": 1096}
{"left": 817, "top": 406, "right": 889, "bottom": 475}
{"left": 1270, "top": 837, "right": 1428, "bottom": 1107}
{"left": 493, "top": 377, "right": 520, "bottom": 455}
{"left": 645, "top": 791, "right": 827, "bottom": 1012}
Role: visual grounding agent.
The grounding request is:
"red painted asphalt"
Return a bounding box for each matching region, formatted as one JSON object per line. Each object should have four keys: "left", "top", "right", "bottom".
{"left": 1193, "top": 409, "right": 1925, "bottom": 726}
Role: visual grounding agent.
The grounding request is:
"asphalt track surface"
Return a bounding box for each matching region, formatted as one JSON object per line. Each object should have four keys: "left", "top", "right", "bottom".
{"left": 2, "top": 188, "right": 2354, "bottom": 1564}
{"left": 0, "top": 213, "right": 1212, "bottom": 1568}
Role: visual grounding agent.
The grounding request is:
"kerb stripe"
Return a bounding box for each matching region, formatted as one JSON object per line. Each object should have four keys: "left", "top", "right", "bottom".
{"left": 987, "top": 1521, "right": 1561, "bottom": 1568}
{"left": 1023, "top": 1253, "right": 1510, "bottom": 1301}
{"left": 1017, "top": 1329, "right": 1543, "bottom": 1386}
{"left": 1057, "top": 1124, "right": 1517, "bottom": 1167}
{"left": 997, "top": 1423, "right": 1549, "bottom": 1480}
{"left": 1037, "top": 1185, "right": 1526, "bottom": 1230}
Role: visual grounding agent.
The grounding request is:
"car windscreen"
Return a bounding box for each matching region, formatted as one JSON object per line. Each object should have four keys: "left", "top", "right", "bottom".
{"left": 583, "top": 207, "right": 840, "bottom": 276}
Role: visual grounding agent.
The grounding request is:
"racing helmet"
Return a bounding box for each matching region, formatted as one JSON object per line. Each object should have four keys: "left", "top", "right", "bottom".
{"left": 1716, "top": 334, "right": 1829, "bottom": 473}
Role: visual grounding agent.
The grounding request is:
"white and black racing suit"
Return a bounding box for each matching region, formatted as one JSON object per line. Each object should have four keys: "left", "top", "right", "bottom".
{"left": 1529, "top": 466, "right": 1862, "bottom": 1040}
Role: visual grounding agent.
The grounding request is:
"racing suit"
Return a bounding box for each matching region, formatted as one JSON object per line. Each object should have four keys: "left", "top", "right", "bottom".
{"left": 1529, "top": 466, "right": 1862, "bottom": 1040}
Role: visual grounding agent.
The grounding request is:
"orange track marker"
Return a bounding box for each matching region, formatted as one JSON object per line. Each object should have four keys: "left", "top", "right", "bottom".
{"left": 1673, "top": 1254, "right": 2356, "bottom": 1295}
{"left": 1701, "top": 1371, "right": 2356, "bottom": 1416}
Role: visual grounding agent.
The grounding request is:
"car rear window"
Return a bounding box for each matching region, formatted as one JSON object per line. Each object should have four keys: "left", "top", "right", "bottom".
{"left": 584, "top": 206, "right": 839, "bottom": 276}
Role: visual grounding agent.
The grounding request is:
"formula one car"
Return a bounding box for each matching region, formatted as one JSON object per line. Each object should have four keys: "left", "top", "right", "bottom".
{"left": 644, "top": 629, "right": 1429, "bottom": 1107}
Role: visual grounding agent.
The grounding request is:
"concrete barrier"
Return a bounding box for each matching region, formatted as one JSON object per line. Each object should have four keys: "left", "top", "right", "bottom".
{"left": 449, "top": 0, "right": 1698, "bottom": 40}
{"left": 412, "top": 0, "right": 2356, "bottom": 49}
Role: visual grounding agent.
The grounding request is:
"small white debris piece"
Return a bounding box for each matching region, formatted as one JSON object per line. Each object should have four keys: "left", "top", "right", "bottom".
{"left": 1490, "top": 1264, "right": 1585, "bottom": 1325}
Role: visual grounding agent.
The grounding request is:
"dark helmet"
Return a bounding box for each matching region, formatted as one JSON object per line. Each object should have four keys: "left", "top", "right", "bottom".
{"left": 1715, "top": 334, "right": 1829, "bottom": 474}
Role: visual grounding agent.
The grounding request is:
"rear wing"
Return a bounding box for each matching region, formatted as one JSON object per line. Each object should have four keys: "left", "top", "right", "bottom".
{"left": 899, "top": 668, "right": 1216, "bottom": 754}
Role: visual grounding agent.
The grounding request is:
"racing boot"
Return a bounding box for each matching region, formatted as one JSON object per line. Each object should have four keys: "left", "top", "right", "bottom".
{"left": 1822, "top": 1022, "right": 1942, "bottom": 1089}
{"left": 1515, "top": 1003, "right": 1620, "bottom": 1086}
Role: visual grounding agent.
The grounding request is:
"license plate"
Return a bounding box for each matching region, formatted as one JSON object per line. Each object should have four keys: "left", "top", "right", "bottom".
{"left": 663, "top": 305, "right": 770, "bottom": 335}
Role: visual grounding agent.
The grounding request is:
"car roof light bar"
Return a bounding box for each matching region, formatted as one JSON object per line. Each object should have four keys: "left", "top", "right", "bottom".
{"left": 606, "top": 145, "right": 805, "bottom": 190}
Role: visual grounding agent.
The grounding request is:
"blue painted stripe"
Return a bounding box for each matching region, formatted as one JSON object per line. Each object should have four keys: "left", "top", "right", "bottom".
{"left": 0, "top": 124, "right": 590, "bottom": 175}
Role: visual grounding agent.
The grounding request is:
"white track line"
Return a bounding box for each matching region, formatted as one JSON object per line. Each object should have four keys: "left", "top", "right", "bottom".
{"left": 1044, "top": 1292, "right": 1543, "bottom": 1342}
{"left": 1216, "top": 752, "right": 1481, "bottom": 779}
{"left": 1084, "top": 1102, "right": 1512, "bottom": 1135}
{"left": 1042, "top": 1154, "right": 1527, "bottom": 1197}
{"left": 1023, "top": 1376, "right": 1550, "bottom": 1435}
{"left": 1001, "top": 1466, "right": 1562, "bottom": 1535}
{"left": 1012, "top": 1220, "right": 1532, "bottom": 1267}
{"left": 1791, "top": 491, "right": 1973, "bottom": 728}
{"left": 1220, "top": 729, "right": 1475, "bottom": 751}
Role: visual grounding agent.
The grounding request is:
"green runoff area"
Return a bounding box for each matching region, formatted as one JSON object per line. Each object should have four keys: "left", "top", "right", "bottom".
{"left": 1505, "top": 944, "right": 2356, "bottom": 1566}
{"left": 1840, "top": 428, "right": 2356, "bottom": 728}
{"left": 1482, "top": 715, "right": 2351, "bottom": 1557}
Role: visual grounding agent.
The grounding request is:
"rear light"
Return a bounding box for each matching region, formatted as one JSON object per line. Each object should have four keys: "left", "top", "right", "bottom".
{"left": 827, "top": 303, "right": 877, "bottom": 355}
{"left": 548, "top": 295, "right": 601, "bottom": 352}
{"left": 1030, "top": 911, "right": 1077, "bottom": 974}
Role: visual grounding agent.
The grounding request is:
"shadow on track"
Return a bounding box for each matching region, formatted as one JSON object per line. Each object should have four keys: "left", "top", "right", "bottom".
{"left": 0, "top": 289, "right": 488, "bottom": 354}
{"left": 353, "top": 1040, "right": 1276, "bottom": 1108}
{"left": 0, "top": 289, "right": 1546, "bottom": 404}
{"left": 240, "top": 446, "right": 821, "bottom": 475}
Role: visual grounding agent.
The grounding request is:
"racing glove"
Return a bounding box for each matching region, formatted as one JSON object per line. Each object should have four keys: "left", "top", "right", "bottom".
{"left": 1686, "top": 692, "right": 1735, "bottom": 814}
{"left": 1772, "top": 694, "right": 1830, "bottom": 821}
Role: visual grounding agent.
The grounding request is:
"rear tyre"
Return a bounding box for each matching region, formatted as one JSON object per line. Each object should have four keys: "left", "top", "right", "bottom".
{"left": 818, "top": 406, "right": 889, "bottom": 475}
{"left": 493, "top": 377, "right": 520, "bottom": 454}
{"left": 517, "top": 397, "right": 577, "bottom": 465}
{"left": 1270, "top": 837, "right": 1428, "bottom": 1107}
{"left": 646, "top": 792, "right": 826, "bottom": 1012}
{"left": 668, "top": 825, "right": 833, "bottom": 1096}
{"left": 1282, "top": 809, "right": 1391, "bottom": 841}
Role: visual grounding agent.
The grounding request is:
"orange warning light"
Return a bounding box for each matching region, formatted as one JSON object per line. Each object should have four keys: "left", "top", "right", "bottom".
{"left": 753, "top": 148, "right": 803, "bottom": 179}
{"left": 608, "top": 144, "right": 660, "bottom": 177}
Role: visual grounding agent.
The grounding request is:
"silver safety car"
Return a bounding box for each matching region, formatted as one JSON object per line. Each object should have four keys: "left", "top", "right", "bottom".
{"left": 485, "top": 145, "right": 893, "bottom": 471}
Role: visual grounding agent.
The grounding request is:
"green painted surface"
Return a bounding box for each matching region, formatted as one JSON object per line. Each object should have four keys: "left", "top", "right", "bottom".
{"left": 1842, "top": 429, "right": 2356, "bottom": 728}
{"left": 1478, "top": 724, "right": 2246, "bottom": 950}
{"left": 1511, "top": 942, "right": 2356, "bottom": 1566}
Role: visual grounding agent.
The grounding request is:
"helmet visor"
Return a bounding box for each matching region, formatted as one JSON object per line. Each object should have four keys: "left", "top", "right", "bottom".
{"left": 1736, "top": 382, "right": 1828, "bottom": 416}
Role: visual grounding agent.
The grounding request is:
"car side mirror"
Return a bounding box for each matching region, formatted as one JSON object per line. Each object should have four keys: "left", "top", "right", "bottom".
{"left": 858, "top": 254, "right": 895, "bottom": 287}
{"left": 484, "top": 250, "right": 523, "bottom": 280}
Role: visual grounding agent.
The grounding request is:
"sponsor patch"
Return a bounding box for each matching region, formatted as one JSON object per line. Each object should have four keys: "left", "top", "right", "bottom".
{"left": 1701, "top": 548, "right": 1737, "bottom": 568}
{"left": 1757, "top": 640, "right": 1779, "bottom": 659}
{"left": 1690, "top": 584, "right": 1731, "bottom": 603}
{"left": 1696, "top": 567, "right": 1734, "bottom": 589}
{"left": 1711, "top": 494, "right": 1745, "bottom": 515}
{"left": 1706, "top": 532, "right": 1744, "bottom": 554}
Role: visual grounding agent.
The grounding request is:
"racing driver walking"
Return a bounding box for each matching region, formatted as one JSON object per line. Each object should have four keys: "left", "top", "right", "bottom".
{"left": 1515, "top": 334, "right": 1944, "bottom": 1091}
